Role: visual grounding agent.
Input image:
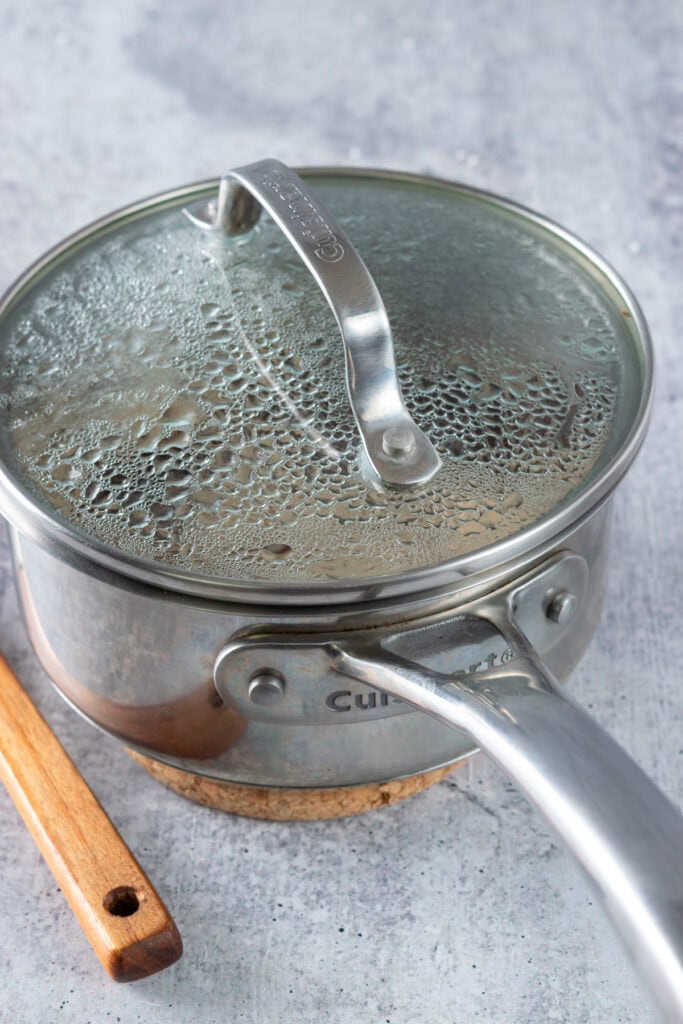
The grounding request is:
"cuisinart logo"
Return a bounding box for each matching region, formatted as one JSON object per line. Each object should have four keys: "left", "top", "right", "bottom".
{"left": 325, "top": 647, "right": 515, "bottom": 712}
{"left": 262, "top": 175, "right": 345, "bottom": 263}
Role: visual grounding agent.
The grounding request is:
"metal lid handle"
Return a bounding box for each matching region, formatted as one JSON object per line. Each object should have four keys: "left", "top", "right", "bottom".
{"left": 186, "top": 159, "right": 441, "bottom": 487}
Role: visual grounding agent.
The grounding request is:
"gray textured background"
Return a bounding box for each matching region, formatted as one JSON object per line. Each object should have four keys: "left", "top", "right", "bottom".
{"left": 0, "top": 2, "right": 681, "bottom": 1022}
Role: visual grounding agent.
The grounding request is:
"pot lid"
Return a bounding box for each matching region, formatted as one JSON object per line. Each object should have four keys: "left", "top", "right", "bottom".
{"left": 0, "top": 163, "right": 650, "bottom": 601}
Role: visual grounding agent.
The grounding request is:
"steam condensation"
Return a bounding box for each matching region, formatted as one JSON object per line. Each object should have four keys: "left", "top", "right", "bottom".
{"left": 0, "top": 178, "right": 638, "bottom": 582}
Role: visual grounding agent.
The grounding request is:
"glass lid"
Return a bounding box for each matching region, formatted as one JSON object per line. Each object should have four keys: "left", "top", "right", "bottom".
{"left": 0, "top": 164, "right": 649, "bottom": 597}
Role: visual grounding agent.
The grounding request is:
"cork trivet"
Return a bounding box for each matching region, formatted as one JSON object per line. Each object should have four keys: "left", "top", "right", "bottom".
{"left": 128, "top": 749, "right": 466, "bottom": 821}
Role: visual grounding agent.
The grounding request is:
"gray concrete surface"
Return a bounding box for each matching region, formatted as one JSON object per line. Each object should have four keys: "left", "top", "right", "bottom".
{"left": 0, "top": 1, "right": 681, "bottom": 1021}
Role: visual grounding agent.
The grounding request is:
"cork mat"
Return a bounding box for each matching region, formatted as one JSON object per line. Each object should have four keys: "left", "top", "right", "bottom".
{"left": 128, "top": 750, "right": 465, "bottom": 821}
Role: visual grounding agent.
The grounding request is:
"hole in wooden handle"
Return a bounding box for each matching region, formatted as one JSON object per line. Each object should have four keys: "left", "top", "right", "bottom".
{"left": 103, "top": 886, "right": 140, "bottom": 917}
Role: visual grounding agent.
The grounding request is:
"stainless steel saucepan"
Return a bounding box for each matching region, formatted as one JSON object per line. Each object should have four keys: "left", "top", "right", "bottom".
{"left": 0, "top": 160, "right": 681, "bottom": 1020}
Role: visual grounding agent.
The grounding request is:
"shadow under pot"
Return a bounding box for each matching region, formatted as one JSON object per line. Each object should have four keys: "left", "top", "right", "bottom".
{"left": 1, "top": 160, "right": 679, "bottom": 1021}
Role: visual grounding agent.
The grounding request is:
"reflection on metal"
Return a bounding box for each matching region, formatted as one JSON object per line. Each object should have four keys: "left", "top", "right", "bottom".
{"left": 214, "top": 552, "right": 589, "bottom": 725}
{"left": 12, "top": 508, "right": 610, "bottom": 788}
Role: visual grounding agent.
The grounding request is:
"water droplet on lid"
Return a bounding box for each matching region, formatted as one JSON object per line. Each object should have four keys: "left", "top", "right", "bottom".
{"left": 261, "top": 543, "right": 293, "bottom": 562}
{"left": 162, "top": 397, "right": 200, "bottom": 425}
{"left": 159, "top": 430, "right": 190, "bottom": 449}
{"left": 51, "top": 463, "right": 80, "bottom": 482}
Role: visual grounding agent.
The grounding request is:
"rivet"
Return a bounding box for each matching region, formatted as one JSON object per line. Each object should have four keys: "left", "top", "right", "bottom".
{"left": 248, "top": 671, "right": 286, "bottom": 706}
{"left": 547, "top": 591, "right": 578, "bottom": 625}
{"left": 382, "top": 425, "right": 417, "bottom": 459}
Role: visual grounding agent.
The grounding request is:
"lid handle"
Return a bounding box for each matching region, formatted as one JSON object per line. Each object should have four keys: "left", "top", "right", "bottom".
{"left": 185, "top": 159, "right": 441, "bottom": 487}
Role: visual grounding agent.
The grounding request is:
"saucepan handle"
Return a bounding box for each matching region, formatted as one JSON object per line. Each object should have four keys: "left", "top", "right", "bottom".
{"left": 329, "top": 638, "right": 683, "bottom": 1023}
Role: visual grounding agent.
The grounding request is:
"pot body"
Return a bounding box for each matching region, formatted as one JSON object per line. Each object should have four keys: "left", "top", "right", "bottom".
{"left": 10, "top": 498, "right": 611, "bottom": 788}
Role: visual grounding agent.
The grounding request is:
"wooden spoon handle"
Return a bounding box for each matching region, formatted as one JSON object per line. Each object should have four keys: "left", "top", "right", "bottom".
{"left": 0, "top": 654, "right": 182, "bottom": 981}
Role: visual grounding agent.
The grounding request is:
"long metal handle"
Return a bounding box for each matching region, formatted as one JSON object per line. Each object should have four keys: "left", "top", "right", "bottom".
{"left": 330, "top": 639, "right": 683, "bottom": 1023}
{"left": 185, "top": 158, "right": 441, "bottom": 487}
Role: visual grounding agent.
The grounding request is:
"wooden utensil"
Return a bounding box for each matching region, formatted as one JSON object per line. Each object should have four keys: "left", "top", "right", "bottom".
{"left": 0, "top": 653, "right": 182, "bottom": 981}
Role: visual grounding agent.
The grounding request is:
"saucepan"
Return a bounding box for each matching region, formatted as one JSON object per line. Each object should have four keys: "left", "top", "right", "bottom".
{"left": 0, "top": 160, "right": 681, "bottom": 1020}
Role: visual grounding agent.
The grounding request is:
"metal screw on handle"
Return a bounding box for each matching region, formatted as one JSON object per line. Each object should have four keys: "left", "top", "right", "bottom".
{"left": 185, "top": 159, "right": 442, "bottom": 488}
{"left": 248, "top": 671, "right": 286, "bottom": 707}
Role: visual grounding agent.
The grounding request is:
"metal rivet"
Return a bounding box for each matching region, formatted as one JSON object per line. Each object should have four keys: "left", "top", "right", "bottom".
{"left": 382, "top": 425, "right": 417, "bottom": 459}
{"left": 248, "top": 671, "right": 286, "bottom": 706}
{"left": 547, "top": 591, "right": 578, "bottom": 625}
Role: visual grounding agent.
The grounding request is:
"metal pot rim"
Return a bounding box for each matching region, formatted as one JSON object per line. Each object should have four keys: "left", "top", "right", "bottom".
{"left": 0, "top": 168, "right": 654, "bottom": 606}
